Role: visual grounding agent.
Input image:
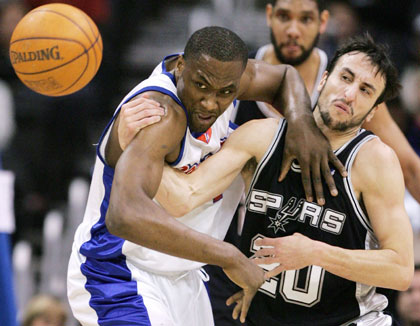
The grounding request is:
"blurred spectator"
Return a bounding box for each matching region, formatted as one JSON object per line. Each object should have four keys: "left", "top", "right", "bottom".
{"left": 400, "top": 66, "right": 420, "bottom": 157}
{"left": 397, "top": 265, "right": 420, "bottom": 326}
{"left": 21, "top": 294, "right": 67, "bottom": 326}
{"left": 319, "top": 1, "right": 361, "bottom": 58}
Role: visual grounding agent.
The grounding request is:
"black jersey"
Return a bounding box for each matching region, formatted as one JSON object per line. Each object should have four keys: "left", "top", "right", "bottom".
{"left": 241, "top": 120, "right": 391, "bottom": 326}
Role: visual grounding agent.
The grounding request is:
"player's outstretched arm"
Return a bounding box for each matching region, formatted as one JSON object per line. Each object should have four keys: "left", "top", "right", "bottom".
{"left": 237, "top": 60, "right": 346, "bottom": 206}
{"left": 363, "top": 103, "right": 420, "bottom": 203}
{"left": 156, "top": 118, "right": 279, "bottom": 217}
{"left": 106, "top": 94, "right": 265, "bottom": 320}
{"left": 254, "top": 139, "right": 414, "bottom": 291}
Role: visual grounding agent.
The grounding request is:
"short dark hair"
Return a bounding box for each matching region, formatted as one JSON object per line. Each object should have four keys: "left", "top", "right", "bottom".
{"left": 326, "top": 33, "right": 400, "bottom": 106}
{"left": 267, "top": 0, "right": 326, "bottom": 12}
{"left": 183, "top": 26, "right": 248, "bottom": 68}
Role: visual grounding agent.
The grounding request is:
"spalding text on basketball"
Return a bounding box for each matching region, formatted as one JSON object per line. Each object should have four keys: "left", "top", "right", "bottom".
{"left": 10, "top": 45, "right": 62, "bottom": 64}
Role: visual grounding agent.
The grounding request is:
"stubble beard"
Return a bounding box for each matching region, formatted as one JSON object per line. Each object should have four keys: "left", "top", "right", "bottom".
{"left": 270, "top": 29, "right": 320, "bottom": 66}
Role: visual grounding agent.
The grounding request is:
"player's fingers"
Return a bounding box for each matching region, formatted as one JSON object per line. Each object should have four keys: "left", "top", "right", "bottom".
{"left": 232, "top": 300, "right": 243, "bottom": 320}
{"left": 129, "top": 108, "right": 165, "bottom": 122}
{"left": 321, "top": 156, "right": 338, "bottom": 197}
{"left": 125, "top": 96, "right": 160, "bottom": 108}
{"left": 253, "top": 256, "right": 278, "bottom": 266}
{"left": 226, "top": 291, "right": 244, "bottom": 306}
{"left": 239, "top": 294, "right": 253, "bottom": 323}
{"left": 279, "top": 156, "right": 293, "bottom": 182}
{"left": 265, "top": 265, "right": 285, "bottom": 279}
{"left": 329, "top": 151, "right": 347, "bottom": 177}
{"left": 255, "top": 237, "right": 274, "bottom": 247}
{"left": 300, "top": 165, "right": 313, "bottom": 203}
{"left": 133, "top": 116, "right": 162, "bottom": 131}
{"left": 311, "top": 158, "right": 325, "bottom": 206}
{"left": 254, "top": 247, "right": 275, "bottom": 257}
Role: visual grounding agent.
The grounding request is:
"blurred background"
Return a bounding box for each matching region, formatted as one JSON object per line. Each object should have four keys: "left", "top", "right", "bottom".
{"left": 1, "top": 0, "right": 420, "bottom": 325}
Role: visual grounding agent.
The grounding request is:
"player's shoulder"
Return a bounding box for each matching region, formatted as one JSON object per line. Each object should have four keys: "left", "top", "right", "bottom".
{"left": 229, "top": 118, "right": 280, "bottom": 161}
{"left": 236, "top": 117, "right": 279, "bottom": 137}
{"left": 353, "top": 136, "right": 401, "bottom": 182}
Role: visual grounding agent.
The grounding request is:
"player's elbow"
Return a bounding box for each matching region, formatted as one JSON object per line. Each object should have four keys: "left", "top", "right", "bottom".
{"left": 396, "top": 265, "right": 414, "bottom": 291}
{"left": 105, "top": 199, "right": 132, "bottom": 238}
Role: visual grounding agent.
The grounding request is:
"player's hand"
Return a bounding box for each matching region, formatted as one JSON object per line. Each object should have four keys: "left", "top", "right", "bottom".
{"left": 279, "top": 115, "right": 347, "bottom": 205}
{"left": 118, "top": 94, "right": 165, "bottom": 150}
{"left": 223, "top": 255, "right": 265, "bottom": 323}
{"left": 252, "top": 234, "right": 315, "bottom": 278}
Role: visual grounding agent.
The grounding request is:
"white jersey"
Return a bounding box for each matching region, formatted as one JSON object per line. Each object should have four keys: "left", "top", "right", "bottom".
{"left": 255, "top": 45, "right": 327, "bottom": 109}
{"left": 70, "top": 54, "right": 244, "bottom": 277}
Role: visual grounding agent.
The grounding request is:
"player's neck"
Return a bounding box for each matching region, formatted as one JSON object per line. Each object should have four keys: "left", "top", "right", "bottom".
{"left": 313, "top": 106, "right": 361, "bottom": 151}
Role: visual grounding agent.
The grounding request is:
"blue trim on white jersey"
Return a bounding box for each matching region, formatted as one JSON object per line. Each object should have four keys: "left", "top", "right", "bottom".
{"left": 161, "top": 53, "right": 181, "bottom": 84}
{"left": 169, "top": 133, "right": 187, "bottom": 167}
{"left": 229, "top": 120, "right": 238, "bottom": 130}
{"left": 79, "top": 165, "right": 151, "bottom": 325}
{"left": 96, "top": 86, "right": 188, "bottom": 166}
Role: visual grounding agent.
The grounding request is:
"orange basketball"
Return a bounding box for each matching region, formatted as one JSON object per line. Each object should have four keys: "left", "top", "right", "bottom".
{"left": 9, "top": 3, "right": 103, "bottom": 97}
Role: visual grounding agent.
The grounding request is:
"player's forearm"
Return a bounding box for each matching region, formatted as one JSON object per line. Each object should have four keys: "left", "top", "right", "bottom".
{"left": 157, "top": 163, "right": 243, "bottom": 217}
{"left": 313, "top": 240, "right": 413, "bottom": 291}
{"left": 272, "top": 65, "right": 312, "bottom": 122}
{"left": 400, "top": 157, "right": 420, "bottom": 203}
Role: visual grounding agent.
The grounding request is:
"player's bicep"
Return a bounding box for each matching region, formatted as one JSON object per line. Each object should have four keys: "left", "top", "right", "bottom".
{"left": 114, "top": 105, "right": 186, "bottom": 200}
{"left": 356, "top": 143, "right": 413, "bottom": 264}
{"left": 237, "top": 60, "right": 288, "bottom": 104}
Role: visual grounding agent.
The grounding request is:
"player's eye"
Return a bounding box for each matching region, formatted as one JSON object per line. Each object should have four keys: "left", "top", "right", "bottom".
{"left": 341, "top": 74, "right": 351, "bottom": 82}
{"left": 301, "top": 16, "right": 313, "bottom": 24}
{"left": 221, "top": 89, "right": 232, "bottom": 95}
{"left": 277, "top": 13, "right": 290, "bottom": 22}
{"left": 360, "top": 87, "right": 371, "bottom": 95}
{"left": 196, "top": 82, "right": 206, "bottom": 89}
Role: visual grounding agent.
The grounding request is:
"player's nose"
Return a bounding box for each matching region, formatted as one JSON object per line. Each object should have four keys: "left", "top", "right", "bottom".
{"left": 286, "top": 20, "right": 300, "bottom": 39}
{"left": 201, "top": 94, "right": 218, "bottom": 112}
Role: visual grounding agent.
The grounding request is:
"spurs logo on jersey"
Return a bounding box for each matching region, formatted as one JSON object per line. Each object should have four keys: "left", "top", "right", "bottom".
{"left": 249, "top": 190, "right": 347, "bottom": 235}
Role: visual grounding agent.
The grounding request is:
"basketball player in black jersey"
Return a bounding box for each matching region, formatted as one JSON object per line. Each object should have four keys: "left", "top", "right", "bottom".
{"left": 150, "top": 34, "right": 414, "bottom": 325}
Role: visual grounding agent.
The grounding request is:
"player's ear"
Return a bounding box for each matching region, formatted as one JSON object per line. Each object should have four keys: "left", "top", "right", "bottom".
{"left": 365, "top": 106, "right": 379, "bottom": 123}
{"left": 317, "top": 71, "right": 329, "bottom": 92}
{"left": 319, "top": 10, "right": 330, "bottom": 35}
{"left": 266, "top": 3, "right": 273, "bottom": 28}
{"left": 176, "top": 56, "right": 185, "bottom": 76}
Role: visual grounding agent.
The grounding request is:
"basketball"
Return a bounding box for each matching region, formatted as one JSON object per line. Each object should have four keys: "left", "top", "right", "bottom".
{"left": 9, "top": 3, "right": 103, "bottom": 97}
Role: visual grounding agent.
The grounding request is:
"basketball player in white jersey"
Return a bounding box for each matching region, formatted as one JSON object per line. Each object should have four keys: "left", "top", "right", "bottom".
{"left": 67, "top": 26, "right": 346, "bottom": 326}
{"left": 152, "top": 34, "right": 414, "bottom": 326}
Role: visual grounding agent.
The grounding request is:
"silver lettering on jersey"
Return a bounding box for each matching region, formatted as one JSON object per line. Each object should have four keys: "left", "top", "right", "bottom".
{"left": 320, "top": 209, "right": 346, "bottom": 234}
{"left": 248, "top": 190, "right": 282, "bottom": 213}
{"left": 298, "top": 201, "right": 322, "bottom": 226}
{"left": 249, "top": 190, "right": 346, "bottom": 235}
